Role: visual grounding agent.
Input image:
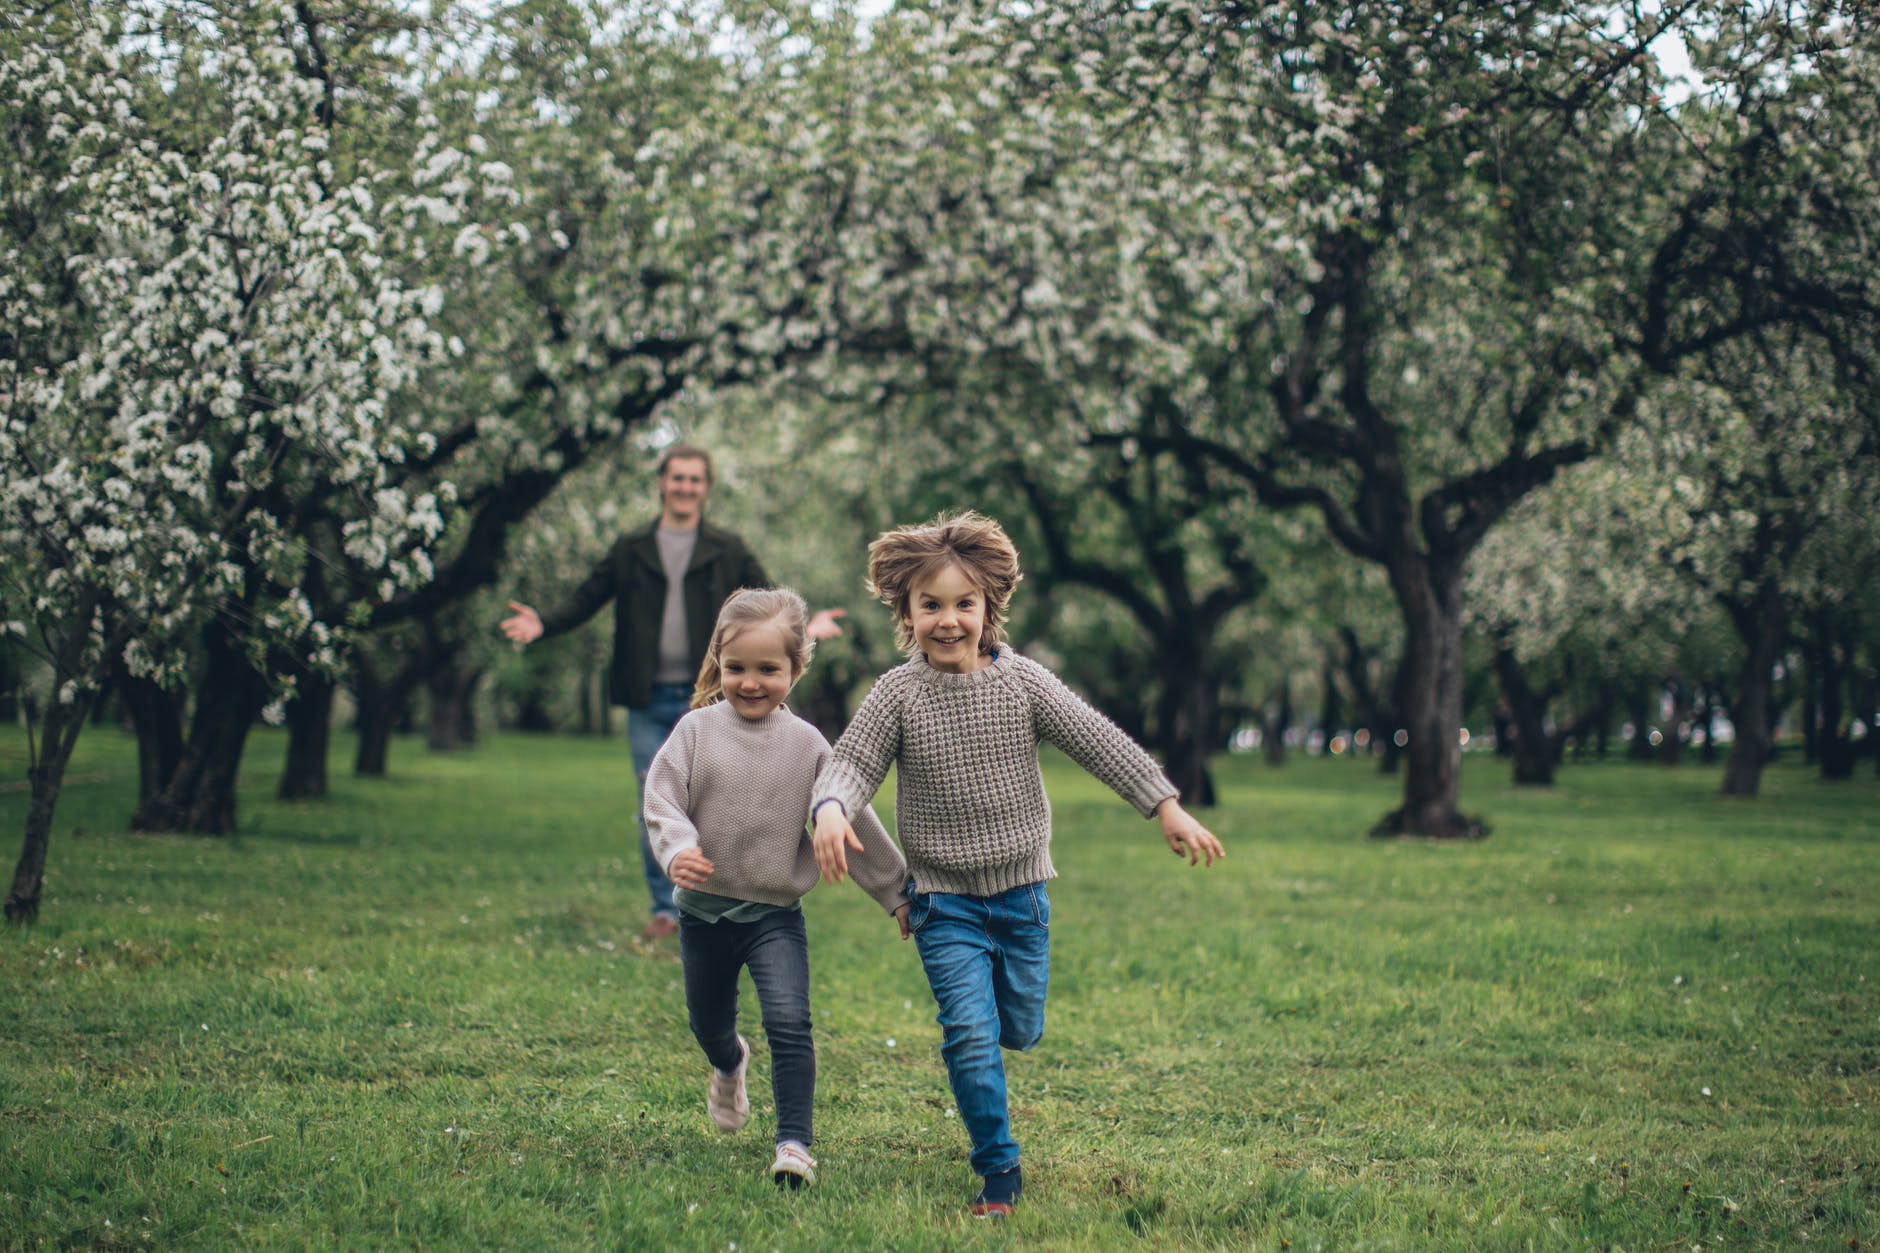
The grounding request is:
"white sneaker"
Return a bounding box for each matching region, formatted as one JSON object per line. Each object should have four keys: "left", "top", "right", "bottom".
{"left": 707, "top": 1035, "right": 749, "bottom": 1133}
{"left": 769, "top": 1139, "right": 816, "bottom": 1189}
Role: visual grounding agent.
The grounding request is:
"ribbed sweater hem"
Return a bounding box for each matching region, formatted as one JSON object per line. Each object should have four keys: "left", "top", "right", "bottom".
{"left": 908, "top": 850, "right": 1056, "bottom": 899}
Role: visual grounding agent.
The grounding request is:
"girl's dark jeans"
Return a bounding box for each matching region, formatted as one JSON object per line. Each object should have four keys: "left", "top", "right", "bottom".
{"left": 678, "top": 908, "right": 815, "bottom": 1147}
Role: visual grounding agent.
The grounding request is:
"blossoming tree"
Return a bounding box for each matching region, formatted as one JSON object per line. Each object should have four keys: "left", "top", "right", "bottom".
{"left": 837, "top": 0, "right": 1877, "bottom": 835}
{"left": 0, "top": 3, "right": 499, "bottom": 917}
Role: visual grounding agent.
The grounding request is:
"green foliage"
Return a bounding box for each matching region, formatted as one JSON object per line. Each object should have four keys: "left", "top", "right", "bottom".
{"left": 3, "top": 729, "right": 1876, "bottom": 1248}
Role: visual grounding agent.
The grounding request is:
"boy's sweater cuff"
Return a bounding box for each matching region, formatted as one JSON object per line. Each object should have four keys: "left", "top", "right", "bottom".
{"left": 1127, "top": 778, "right": 1178, "bottom": 819}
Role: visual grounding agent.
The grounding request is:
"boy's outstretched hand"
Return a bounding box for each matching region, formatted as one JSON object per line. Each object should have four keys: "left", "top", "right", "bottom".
{"left": 812, "top": 804, "right": 862, "bottom": 883}
{"left": 1155, "top": 798, "right": 1225, "bottom": 866}
{"left": 668, "top": 847, "right": 714, "bottom": 890}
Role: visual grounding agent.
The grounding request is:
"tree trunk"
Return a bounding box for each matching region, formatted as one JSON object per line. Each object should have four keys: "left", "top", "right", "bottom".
{"left": 1493, "top": 645, "right": 1556, "bottom": 787}
{"left": 353, "top": 650, "right": 397, "bottom": 777}
{"left": 1262, "top": 679, "right": 1289, "bottom": 768}
{"left": 1660, "top": 673, "right": 1692, "bottom": 767}
{"left": 795, "top": 661, "right": 852, "bottom": 746}
{"left": 133, "top": 621, "right": 270, "bottom": 834}
{"left": 1592, "top": 694, "right": 1612, "bottom": 760}
{"left": 1378, "top": 653, "right": 1409, "bottom": 775}
{"left": 512, "top": 688, "right": 556, "bottom": 733}
{"left": 427, "top": 661, "right": 483, "bottom": 752}
{"left": 1721, "top": 586, "right": 1788, "bottom": 798}
{"left": 577, "top": 667, "right": 613, "bottom": 736}
{"left": 7, "top": 684, "right": 94, "bottom": 924}
{"left": 1337, "top": 627, "right": 1384, "bottom": 764}
{"left": 115, "top": 662, "right": 185, "bottom": 810}
{"left": 1799, "top": 639, "right": 1821, "bottom": 764}
{"left": 351, "top": 641, "right": 425, "bottom": 777}
{"left": 278, "top": 672, "right": 335, "bottom": 800}
{"left": 1695, "top": 689, "right": 1720, "bottom": 764}
{"left": 1374, "top": 559, "right": 1482, "bottom": 837}
{"left": 1157, "top": 639, "right": 1218, "bottom": 806}
{"left": 1626, "top": 688, "right": 1656, "bottom": 761}
{"left": 1318, "top": 657, "right": 1343, "bottom": 754}
{"left": 1852, "top": 667, "right": 1877, "bottom": 774}
{"left": 1812, "top": 611, "right": 1855, "bottom": 781}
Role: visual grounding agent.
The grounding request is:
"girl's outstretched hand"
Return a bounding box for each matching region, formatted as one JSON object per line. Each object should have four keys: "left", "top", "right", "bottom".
{"left": 668, "top": 847, "right": 714, "bottom": 890}
{"left": 812, "top": 804, "right": 863, "bottom": 883}
{"left": 1155, "top": 799, "right": 1225, "bottom": 867}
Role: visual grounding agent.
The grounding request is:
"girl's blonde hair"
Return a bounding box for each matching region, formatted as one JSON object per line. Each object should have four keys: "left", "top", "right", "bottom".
{"left": 866, "top": 511, "right": 1022, "bottom": 657}
{"left": 690, "top": 586, "right": 814, "bottom": 709}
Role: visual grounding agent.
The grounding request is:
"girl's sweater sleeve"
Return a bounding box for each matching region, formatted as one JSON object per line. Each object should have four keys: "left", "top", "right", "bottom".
{"left": 810, "top": 670, "right": 904, "bottom": 824}
{"left": 1022, "top": 658, "right": 1177, "bottom": 818}
{"left": 642, "top": 717, "right": 700, "bottom": 874}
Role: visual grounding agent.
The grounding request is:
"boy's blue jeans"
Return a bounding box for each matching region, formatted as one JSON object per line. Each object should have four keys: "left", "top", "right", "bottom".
{"left": 628, "top": 683, "right": 692, "bottom": 919}
{"left": 908, "top": 880, "right": 1051, "bottom": 1177}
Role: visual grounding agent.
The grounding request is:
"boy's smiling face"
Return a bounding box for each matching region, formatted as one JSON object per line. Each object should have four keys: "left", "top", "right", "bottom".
{"left": 907, "top": 561, "right": 989, "bottom": 674}
{"left": 719, "top": 622, "right": 796, "bottom": 720}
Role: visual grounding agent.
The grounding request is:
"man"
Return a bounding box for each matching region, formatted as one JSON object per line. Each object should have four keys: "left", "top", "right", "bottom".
{"left": 501, "top": 445, "right": 843, "bottom": 940}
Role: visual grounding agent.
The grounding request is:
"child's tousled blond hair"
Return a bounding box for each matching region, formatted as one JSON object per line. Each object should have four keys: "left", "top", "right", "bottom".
{"left": 690, "top": 586, "right": 814, "bottom": 709}
{"left": 866, "top": 511, "right": 1022, "bottom": 657}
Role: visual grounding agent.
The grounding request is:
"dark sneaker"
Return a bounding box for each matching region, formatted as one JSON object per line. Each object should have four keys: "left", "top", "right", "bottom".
{"left": 971, "top": 1165, "right": 1022, "bottom": 1219}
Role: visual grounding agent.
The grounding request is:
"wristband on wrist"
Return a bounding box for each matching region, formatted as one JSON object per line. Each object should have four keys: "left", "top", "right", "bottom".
{"left": 812, "top": 798, "right": 847, "bottom": 821}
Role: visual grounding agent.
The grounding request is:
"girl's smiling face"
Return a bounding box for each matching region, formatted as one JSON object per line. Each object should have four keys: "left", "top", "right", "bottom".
{"left": 719, "top": 622, "right": 796, "bottom": 720}
{"left": 907, "top": 562, "right": 989, "bottom": 674}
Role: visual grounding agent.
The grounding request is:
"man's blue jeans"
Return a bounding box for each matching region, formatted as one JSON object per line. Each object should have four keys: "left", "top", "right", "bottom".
{"left": 909, "top": 880, "right": 1051, "bottom": 1177}
{"left": 628, "top": 682, "right": 692, "bottom": 919}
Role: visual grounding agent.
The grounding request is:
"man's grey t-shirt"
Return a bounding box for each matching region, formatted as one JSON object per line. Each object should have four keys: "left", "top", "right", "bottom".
{"left": 654, "top": 525, "right": 698, "bottom": 684}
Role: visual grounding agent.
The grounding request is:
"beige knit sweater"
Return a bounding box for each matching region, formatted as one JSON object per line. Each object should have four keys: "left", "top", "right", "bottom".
{"left": 812, "top": 649, "right": 1177, "bottom": 897}
{"left": 643, "top": 700, "right": 908, "bottom": 915}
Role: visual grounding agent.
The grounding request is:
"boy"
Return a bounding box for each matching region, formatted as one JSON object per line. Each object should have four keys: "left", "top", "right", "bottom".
{"left": 810, "top": 511, "right": 1224, "bottom": 1218}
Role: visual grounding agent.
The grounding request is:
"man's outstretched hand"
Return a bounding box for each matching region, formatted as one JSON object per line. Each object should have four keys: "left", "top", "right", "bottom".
{"left": 807, "top": 608, "right": 846, "bottom": 641}
{"left": 501, "top": 601, "right": 544, "bottom": 645}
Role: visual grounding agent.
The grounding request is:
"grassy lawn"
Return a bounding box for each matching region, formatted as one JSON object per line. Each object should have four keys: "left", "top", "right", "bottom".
{"left": 1, "top": 727, "right": 1875, "bottom": 1250}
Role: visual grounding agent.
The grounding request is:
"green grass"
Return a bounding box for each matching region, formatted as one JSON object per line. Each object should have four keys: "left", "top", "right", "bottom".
{"left": 2, "top": 727, "right": 1876, "bottom": 1250}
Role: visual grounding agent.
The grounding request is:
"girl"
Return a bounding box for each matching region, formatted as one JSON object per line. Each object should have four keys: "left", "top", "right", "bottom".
{"left": 643, "top": 587, "right": 910, "bottom": 1188}
{"left": 809, "top": 512, "right": 1225, "bottom": 1218}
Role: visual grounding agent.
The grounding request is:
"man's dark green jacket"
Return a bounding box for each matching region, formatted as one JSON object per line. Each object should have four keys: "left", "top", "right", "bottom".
{"left": 536, "top": 517, "right": 769, "bottom": 709}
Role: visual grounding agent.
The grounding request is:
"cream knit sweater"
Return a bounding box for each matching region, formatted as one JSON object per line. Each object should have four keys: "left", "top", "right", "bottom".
{"left": 644, "top": 700, "right": 908, "bottom": 915}
{"left": 813, "top": 649, "right": 1177, "bottom": 897}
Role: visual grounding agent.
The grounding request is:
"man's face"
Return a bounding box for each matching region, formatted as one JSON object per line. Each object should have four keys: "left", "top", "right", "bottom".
{"left": 658, "top": 455, "right": 710, "bottom": 523}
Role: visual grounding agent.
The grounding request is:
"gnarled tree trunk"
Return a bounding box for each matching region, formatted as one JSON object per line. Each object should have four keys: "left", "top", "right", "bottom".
{"left": 1721, "top": 585, "right": 1788, "bottom": 798}
{"left": 1157, "top": 638, "right": 1219, "bottom": 806}
{"left": 7, "top": 594, "right": 108, "bottom": 923}
{"left": 1261, "top": 679, "right": 1290, "bottom": 769}
{"left": 278, "top": 671, "right": 335, "bottom": 800}
{"left": 426, "top": 660, "right": 483, "bottom": 752}
{"left": 1809, "top": 610, "right": 1856, "bottom": 781}
{"left": 352, "top": 639, "right": 425, "bottom": 777}
{"left": 133, "top": 620, "right": 270, "bottom": 834}
{"left": 1493, "top": 645, "right": 1556, "bottom": 786}
{"left": 115, "top": 661, "right": 185, "bottom": 810}
{"left": 1373, "top": 556, "right": 1481, "bottom": 838}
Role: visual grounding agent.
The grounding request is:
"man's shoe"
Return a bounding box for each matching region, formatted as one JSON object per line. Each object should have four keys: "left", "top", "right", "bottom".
{"left": 707, "top": 1035, "right": 750, "bottom": 1132}
{"left": 769, "top": 1140, "right": 816, "bottom": 1189}
{"left": 639, "top": 914, "right": 679, "bottom": 941}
